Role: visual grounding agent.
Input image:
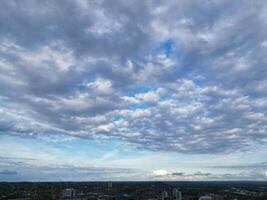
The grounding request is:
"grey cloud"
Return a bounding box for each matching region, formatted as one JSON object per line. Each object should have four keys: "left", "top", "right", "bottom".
{"left": 171, "top": 172, "right": 185, "bottom": 176}
{"left": 217, "top": 171, "right": 267, "bottom": 181}
{"left": 0, "top": 0, "right": 151, "bottom": 58}
{"left": 0, "top": 169, "right": 18, "bottom": 175}
{"left": 210, "top": 161, "right": 267, "bottom": 170}
{"left": 159, "top": 170, "right": 267, "bottom": 181}
{"left": 193, "top": 172, "right": 212, "bottom": 176}
{"left": 0, "top": 156, "right": 144, "bottom": 181}
{"left": 0, "top": 0, "right": 267, "bottom": 154}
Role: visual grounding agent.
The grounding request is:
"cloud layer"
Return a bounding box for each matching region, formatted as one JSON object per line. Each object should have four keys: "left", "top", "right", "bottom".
{"left": 0, "top": 0, "right": 267, "bottom": 154}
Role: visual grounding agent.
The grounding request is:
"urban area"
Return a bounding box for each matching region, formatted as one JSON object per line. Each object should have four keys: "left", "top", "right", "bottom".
{"left": 0, "top": 181, "right": 266, "bottom": 200}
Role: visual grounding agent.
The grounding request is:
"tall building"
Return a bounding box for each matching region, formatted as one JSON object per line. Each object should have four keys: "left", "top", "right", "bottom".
{"left": 199, "top": 195, "right": 224, "bottom": 200}
{"left": 199, "top": 196, "right": 213, "bottom": 200}
{"left": 115, "top": 194, "right": 132, "bottom": 200}
{"left": 172, "top": 188, "right": 182, "bottom": 200}
{"left": 162, "top": 190, "right": 168, "bottom": 200}
{"left": 108, "top": 181, "right": 113, "bottom": 189}
{"left": 62, "top": 188, "right": 77, "bottom": 198}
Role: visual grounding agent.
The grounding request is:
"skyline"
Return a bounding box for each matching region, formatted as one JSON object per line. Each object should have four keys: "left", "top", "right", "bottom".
{"left": 1, "top": 0, "right": 267, "bottom": 181}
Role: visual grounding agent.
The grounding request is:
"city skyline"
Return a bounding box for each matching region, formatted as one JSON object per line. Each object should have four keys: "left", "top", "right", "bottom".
{"left": 1, "top": 0, "right": 267, "bottom": 181}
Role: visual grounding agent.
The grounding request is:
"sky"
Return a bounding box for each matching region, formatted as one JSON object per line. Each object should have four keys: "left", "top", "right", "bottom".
{"left": 0, "top": 0, "right": 267, "bottom": 181}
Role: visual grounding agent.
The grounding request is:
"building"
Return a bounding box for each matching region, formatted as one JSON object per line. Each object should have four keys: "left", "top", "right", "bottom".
{"left": 60, "top": 188, "right": 87, "bottom": 200}
{"left": 62, "top": 188, "right": 77, "bottom": 198}
{"left": 199, "top": 196, "right": 213, "bottom": 200}
{"left": 162, "top": 190, "right": 168, "bottom": 200}
{"left": 172, "top": 188, "right": 182, "bottom": 200}
{"left": 108, "top": 182, "right": 112, "bottom": 189}
{"left": 199, "top": 195, "right": 224, "bottom": 200}
{"left": 115, "top": 194, "right": 133, "bottom": 200}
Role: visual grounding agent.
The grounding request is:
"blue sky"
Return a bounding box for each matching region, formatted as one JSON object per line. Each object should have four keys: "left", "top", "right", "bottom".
{"left": 1, "top": 0, "right": 267, "bottom": 181}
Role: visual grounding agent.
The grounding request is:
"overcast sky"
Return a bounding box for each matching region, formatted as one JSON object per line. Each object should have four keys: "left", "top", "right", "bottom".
{"left": 1, "top": 0, "right": 267, "bottom": 181}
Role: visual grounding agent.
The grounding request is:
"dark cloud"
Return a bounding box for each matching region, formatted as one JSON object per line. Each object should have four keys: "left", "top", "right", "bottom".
{"left": 0, "top": 169, "right": 18, "bottom": 175}
{"left": 0, "top": 0, "right": 267, "bottom": 154}
{"left": 193, "top": 172, "right": 212, "bottom": 176}
{"left": 171, "top": 172, "right": 185, "bottom": 176}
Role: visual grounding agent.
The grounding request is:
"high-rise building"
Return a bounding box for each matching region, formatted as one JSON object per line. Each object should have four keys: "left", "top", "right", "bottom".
{"left": 162, "top": 190, "right": 168, "bottom": 200}
{"left": 108, "top": 182, "right": 112, "bottom": 189}
{"left": 199, "top": 196, "right": 213, "bottom": 200}
{"left": 115, "top": 194, "right": 132, "bottom": 200}
{"left": 62, "top": 188, "right": 77, "bottom": 198}
{"left": 199, "top": 195, "right": 224, "bottom": 200}
{"left": 172, "top": 188, "right": 182, "bottom": 200}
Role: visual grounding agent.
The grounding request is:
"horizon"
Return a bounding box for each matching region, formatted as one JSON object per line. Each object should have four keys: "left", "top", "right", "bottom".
{"left": 1, "top": 0, "right": 267, "bottom": 182}
{"left": 1, "top": 180, "right": 267, "bottom": 183}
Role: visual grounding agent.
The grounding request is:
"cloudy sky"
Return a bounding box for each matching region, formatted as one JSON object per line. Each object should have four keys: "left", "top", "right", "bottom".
{"left": 1, "top": 0, "right": 267, "bottom": 181}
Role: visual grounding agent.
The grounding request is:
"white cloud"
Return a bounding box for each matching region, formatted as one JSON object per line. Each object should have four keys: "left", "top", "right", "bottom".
{"left": 87, "top": 79, "right": 113, "bottom": 93}
{"left": 1, "top": 0, "right": 267, "bottom": 157}
{"left": 152, "top": 169, "right": 168, "bottom": 176}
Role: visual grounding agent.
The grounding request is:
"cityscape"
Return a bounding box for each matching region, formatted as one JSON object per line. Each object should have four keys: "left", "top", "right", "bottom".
{"left": 1, "top": 0, "right": 267, "bottom": 199}
{"left": 1, "top": 181, "right": 267, "bottom": 200}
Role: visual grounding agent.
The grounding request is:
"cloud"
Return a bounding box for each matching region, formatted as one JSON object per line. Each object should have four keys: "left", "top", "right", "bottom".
{"left": 0, "top": 169, "right": 18, "bottom": 175}
{"left": 0, "top": 0, "right": 267, "bottom": 155}
{"left": 152, "top": 170, "right": 212, "bottom": 179}
{"left": 210, "top": 161, "right": 267, "bottom": 170}
{"left": 150, "top": 170, "right": 267, "bottom": 181}
{"left": 152, "top": 169, "right": 168, "bottom": 176}
{"left": 0, "top": 155, "right": 145, "bottom": 181}
{"left": 171, "top": 172, "right": 185, "bottom": 176}
{"left": 193, "top": 172, "right": 212, "bottom": 176}
{"left": 217, "top": 171, "right": 267, "bottom": 181}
